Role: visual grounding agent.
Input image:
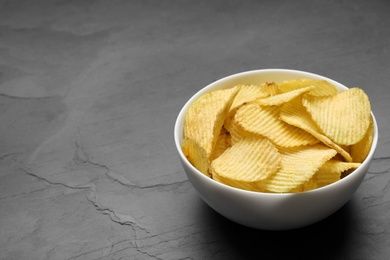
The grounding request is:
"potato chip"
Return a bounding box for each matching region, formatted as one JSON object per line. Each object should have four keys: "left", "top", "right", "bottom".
{"left": 225, "top": 84, "right": 270, "bottom": 130}
{"left": 351, "top": 115, "right": 375, "bottom": 163}
{"left": 213, "top": 172, "right": 266, "bottom": 192}
{"left": 229, "top": 84, "right": 271, "bottom": 112}
{"left": 211, "top": 136, "right": 281, "bottom": 182}
{"left": 289, "top": 160, "right": 361, "bottom": 192}
{"left": 235, "top": 102, "right": 319, "bottom": 147}
{"left": 260, "top": 82, "right": 282, "bottom": 96}
{"left": 255, "top": 85, "right": 315, "bottom": 106}
{"left": 182, "top": 137, "right": 209, "bottom": 174}
{"left": 258, "top": 144, "right": 337, "bottom": 193}
{"left": 289, "top": 176, "right": 318, "bottom": 193}
{"left": 302, "top": 87, "right": 371, "bottom": 145}
{"left": 183, "top": 86, "right": 240, "bottom": 175}
{"left": 279, "top": 79, "right": 338, "bottom": 96}
{"left": 225, "top": 110, "right": 262, "bottom": 145}
{"left": 314, "top": 160, "right": 361, "bottom": 188}
{"left": 280, "top": 98, "right": 353, "bottom": 162}
{"left": 210, "top": 127, "right": 231, "bottom": 161}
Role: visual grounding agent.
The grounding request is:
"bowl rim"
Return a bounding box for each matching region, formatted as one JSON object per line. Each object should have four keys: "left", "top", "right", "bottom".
{"left": 174, "top": 68, "right": 378, "bottom": 196}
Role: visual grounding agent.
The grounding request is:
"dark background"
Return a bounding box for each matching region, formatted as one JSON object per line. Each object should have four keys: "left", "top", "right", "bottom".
{"left": 0, "top": 0, "right": 389, "bottom": 259}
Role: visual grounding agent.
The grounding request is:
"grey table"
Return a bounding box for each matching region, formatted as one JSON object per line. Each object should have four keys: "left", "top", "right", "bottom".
{"left": 1, "top": 0, "right": 389, "bottom": 259}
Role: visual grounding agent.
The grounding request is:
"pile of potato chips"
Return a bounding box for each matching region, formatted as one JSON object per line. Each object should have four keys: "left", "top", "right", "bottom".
{"left": 182, "top": 79, "right": 374, "bottom": 193}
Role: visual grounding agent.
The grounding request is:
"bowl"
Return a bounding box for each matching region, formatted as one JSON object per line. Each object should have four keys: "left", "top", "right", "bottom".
{"left": 174, "top": 69, "right": 378, "bottom": 230}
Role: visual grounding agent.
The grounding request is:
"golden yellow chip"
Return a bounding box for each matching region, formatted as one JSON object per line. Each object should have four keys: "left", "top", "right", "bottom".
{"left": 229, "top": 84, "right": 270, "bottom": 112}
{"left": 210, "top": 127, "right": 231, "bottom": 161}
{"left": 255, "top": 85, "right": 315, "bottom": 106}
{"left": 258, "top": 144, "right": 337, "bottom": 193}
{"left": 213, "top": 172, "right": 266, "bottom": 192}
{"left": 225, "top": 84, "right": 270, "bottom": 130}
{"left": 260, "top": 82, "right": 282, "bottom": 96}
{"left": 235, "top": 102, "right": 319, "bottom": 147}
{"left": 351, "top": 115, "right": 375, "bottom": 163}
{"left": 279, "top": 79, "right": 338, "bottom": 96}
{"left": 182, "top": 137, "right": 209, "bottom": 173}
{"left": 225, "top": 110, "right": 262, "bottom": 145}
{"left": 280, "top": 98, "right": 353, "bottom": 162}
{"left": 183, "top": 86, "right": 240, "bottom": 175}
{"left": 289, "top": 176, "right": 318, "bottom": 193}
{"left": 314, "top": 160, "right": 361, "bottom": 188}
{"left": 290, "top": 160, "right": 361, "bottom": 192}
{"left": 211, "top": 136, "right": 281, "bottom": 182}
{"left": 302, "top": 87, "right": 371, "bottom": 145}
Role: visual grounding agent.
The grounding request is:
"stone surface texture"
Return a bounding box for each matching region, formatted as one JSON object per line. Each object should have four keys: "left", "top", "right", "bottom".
{"left": 0, "top": 0, "right": 389, "bottom": 259}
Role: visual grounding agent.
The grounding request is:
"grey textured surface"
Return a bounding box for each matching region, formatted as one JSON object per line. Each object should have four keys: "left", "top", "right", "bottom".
{"left": 0, "top": 0, "right": 389, "bottom": 259}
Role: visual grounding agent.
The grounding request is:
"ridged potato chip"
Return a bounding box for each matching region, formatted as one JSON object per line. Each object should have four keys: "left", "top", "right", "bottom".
{"left": 213, "top": 172, "right": 266, "bottom": 192}
{"left": 314, "top": 160, "right": 361, "bottom": 188}
{"left": 279, "top": 79, "right": 338, "bottom": 96}
{"left": 226, "top": 116, "right": 260, "bottom": 145}
{"left": 291, "top": 160, "right": 361, "bottom": 192}
{"left": 182, "top": 137, "right": 209, "bottom": 174}
{"left": 260, "top": 82, "right": 282, "bottom": 96}
{"left": 183, "top": 86, "right": 240, "bottom": 175}
{"left": 225, "top": 84, "right": 270, "bottom": 130}
{"left": 258, "top": 144, "right": 337, "bottom": 193}
{"left": 280, "top": 98, "right": 353, "bottom": 162}
{"left": 302, "top": 87, "right": 371, "bottom": 145}
{"left": 235, "top": 102, "right": 319, "bottom": 147}
{"left": 229, "top": 84, "right": 271, "bottom": 112}
{"left": 210, "top": 127, "right": 231, "bottom": 161}
{"left": 289, "top": 176, "right": 318, "bottom": 193}
{"left": 255, "top": 85, "right": 315, "bottom": 106}
{"left": 351, "top": 115, "right": 375, "bottom": 163}
{"left": 211, "top": 136, "right": 281, "bottom": 182}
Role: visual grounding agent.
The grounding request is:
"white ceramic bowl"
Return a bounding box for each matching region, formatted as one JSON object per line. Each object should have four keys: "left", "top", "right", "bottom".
{"left": 174, "top": 69, "right": 378, "bottom": 230}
